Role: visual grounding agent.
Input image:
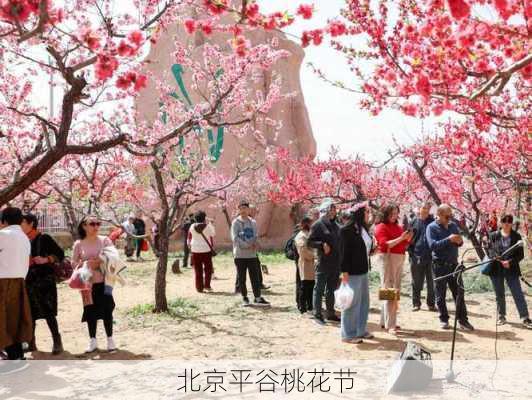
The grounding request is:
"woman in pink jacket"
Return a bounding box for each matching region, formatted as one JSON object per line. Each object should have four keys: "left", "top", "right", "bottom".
{"left": 72, "top": 216, "right": 117, "bottom": 353}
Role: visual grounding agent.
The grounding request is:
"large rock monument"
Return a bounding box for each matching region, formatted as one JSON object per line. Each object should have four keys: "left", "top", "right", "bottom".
{"left": 137, "top": 19, "right": 316, "bottom": 248}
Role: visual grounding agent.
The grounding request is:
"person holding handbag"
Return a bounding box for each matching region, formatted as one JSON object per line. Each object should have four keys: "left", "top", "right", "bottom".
{"left": 187, "top": 211, "right": 216, "bottom": 293}
{"left": 374, "top": 204, "right": 413, "bottom": 334}
{"left": 72, "top": 216, "right": 118, "bottom": 353}
{"left": 21, "top": 214, "right": 65, "bottom": 355}
{"left": 486, "top": 214, "right": 532, "bottom": 329}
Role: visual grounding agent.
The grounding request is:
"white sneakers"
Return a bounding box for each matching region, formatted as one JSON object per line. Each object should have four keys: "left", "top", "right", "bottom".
{"left": 85, "top": 337, "right": 117, "bottom": 353}
{"left": 85, "top": 338, "right": 98, "bottom": 353}
{"left": 107, "top": 337, "right": 117, "bottom": 352}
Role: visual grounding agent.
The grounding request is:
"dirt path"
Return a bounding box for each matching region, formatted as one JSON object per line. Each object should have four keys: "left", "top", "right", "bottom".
{"left": 29, "top": 254, "right": 532, "bottom": 361}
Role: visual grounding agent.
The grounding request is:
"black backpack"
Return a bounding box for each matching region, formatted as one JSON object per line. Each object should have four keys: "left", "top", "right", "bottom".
{"left": 284, "top": 232, "right": 299, "bottom": 261}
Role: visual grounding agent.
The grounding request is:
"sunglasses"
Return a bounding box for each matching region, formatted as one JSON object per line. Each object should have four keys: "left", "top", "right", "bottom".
{"left": 86, "top": 221, "right": 101, "bottom": 227}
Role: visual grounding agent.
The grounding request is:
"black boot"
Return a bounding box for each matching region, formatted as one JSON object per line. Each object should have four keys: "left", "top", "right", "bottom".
{"left": 52, "top": 334, "right": 64, "bottom": 355}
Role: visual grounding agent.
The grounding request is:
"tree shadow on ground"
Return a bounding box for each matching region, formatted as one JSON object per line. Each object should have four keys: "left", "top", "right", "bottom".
{"left": 206, "top": 291, "right": 238, "bottom": 297}
{"left": 182, "top": 315, "right": 292, "bottom": 346}
{"left": 466, "top": 328, "right": 523, "bottom": 341}
{"left": 258, "top": 290, "right": 284, "bottom": 296}
{"left": 401, "top": 329, "right": 471, "bottom": 343}
{"left": 507, "top": 321, "right": 530, "bottom": 330}
{"left": 30, "top": 349, "right": 152, "bottom": 361}
{"left": 249, "top": 305, "right": 294, "bottom": 313}
{"left": 463, "top": 311, "right": 491, "bottom": 319}
{"left": 355, "top": 336, "right": 407, "bottom": 353}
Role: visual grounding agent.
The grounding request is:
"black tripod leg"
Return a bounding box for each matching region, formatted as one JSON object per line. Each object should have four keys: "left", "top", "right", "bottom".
{"left": 447, "top": 270, "right": 462, "bottom": 383}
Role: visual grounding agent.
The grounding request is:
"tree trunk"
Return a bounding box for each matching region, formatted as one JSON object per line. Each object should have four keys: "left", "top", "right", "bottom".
{"left": 411, "top": 157, "right": 485, "bottom": 259}
{"left": 411, "top": 159, "right": 442, "bottom": 205}
{"left": 514, "top": 183, "right": 522, "bottom": 231}
{"left": 221, "top": 205, "right": 232, "bottom": 230}
{"left": 527, "top": 183, "right": 531, "bottom": 245}
{"left": 62, "top": 203, "right": 79, "bottom": 240}
{"left": 154, "top": 217, "right": 169, "bottom": 313}
{"left": 462, "top": 227, "right": 485, "bottom": 260}
{"left": 289, "top": 203, "right": 304, "bottom": 225}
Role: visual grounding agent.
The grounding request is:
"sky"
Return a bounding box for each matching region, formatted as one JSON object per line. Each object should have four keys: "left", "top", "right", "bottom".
{"left": 28, "top": 0, "right": 439, "bottom": 162}
{"left": 259, "top": 0, "right": 439, "bottom": 161}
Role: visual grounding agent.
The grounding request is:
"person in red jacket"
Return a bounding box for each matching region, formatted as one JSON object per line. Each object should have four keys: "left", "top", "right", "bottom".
{"left": 374, "top": 204, "right": 413, "bottom": 334}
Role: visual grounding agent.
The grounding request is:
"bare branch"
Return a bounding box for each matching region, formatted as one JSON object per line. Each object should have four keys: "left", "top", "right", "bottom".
{"left": 470, "top": 53, "right": 532, "bottom": 100}
{"left": 65, "top": 135, "right": 126, "bottom": 155}
{"left": 7, "top": 107, "right": 59, "bottom": 134}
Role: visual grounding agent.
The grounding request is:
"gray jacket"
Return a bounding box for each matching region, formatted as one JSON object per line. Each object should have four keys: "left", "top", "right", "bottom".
{"left": 231, "top": 216, "right": 258, "bottom": 259}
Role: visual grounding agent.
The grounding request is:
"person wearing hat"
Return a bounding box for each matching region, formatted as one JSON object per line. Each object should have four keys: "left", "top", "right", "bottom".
{"left": 294, "top": 215, "right": 316, "bottom": 314}
{"left": 231, "top": 200, "right": 270, "bottom": 307}
{"left": 0, "top": 207, "right": 32, "bottom": 360}
{"left": 308, "top": 199, "right": 341, "bottom": 324}
{"left": 486, "top": 214, "right": 532, "bottom": 329}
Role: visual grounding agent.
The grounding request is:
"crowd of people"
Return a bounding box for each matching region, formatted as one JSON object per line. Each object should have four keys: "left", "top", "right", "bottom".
{"left": 289, "top": 199, "right": 531, "bottom": 344}
{"left": 1, "top": 197, "right": 530, "bottom": 359}
{"left": 0, "top": 200, "right": 274, "bottom": 360}
{"left": 0, "top": 208, "right": 125, "bottom": 358}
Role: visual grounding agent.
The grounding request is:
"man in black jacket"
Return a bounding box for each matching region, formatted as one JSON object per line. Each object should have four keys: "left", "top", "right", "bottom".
{"left": 133, "top": 211, "right": 146, "bottom": 261}
{"left": 408, "top": 202, "right": 437, "bottom": 312}
{"left": 308, "top": 199, "right": 341, "bottom": 324}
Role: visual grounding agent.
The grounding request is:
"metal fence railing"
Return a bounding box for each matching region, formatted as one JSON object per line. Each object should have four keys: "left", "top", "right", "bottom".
{"left": 31, "top": 207, "right": 69, "bottom": 233}
{"left": 30, "top": 207, "right": 113, "bottom": 234}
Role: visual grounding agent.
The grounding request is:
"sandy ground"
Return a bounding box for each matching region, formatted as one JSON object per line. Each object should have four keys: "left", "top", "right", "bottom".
{"left": 28, "top": 253, "right": 532, "bottom": 361}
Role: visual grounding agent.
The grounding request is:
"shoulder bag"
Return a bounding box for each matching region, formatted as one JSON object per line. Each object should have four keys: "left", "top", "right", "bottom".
{"left": 199, "top": 230, "right": 217, "bottom": 257}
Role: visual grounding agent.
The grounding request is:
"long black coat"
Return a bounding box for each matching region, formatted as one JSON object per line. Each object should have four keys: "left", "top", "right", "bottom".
{"left": 339, "top": 224, "right": 369, "bottom": 276}
{"left": 25, "top": 233, "right": 65, "bottom": 320}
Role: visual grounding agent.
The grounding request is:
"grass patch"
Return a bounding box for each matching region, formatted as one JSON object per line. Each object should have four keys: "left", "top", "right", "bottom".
{"left": 126, "top": 297, "right": 199, "bottom": 321}
{"left": 126, "top": 266, "right": 154, "bottom": 279}
{"left": 166, "top": 249, "right": 289, "bottom": 269}
{"left": 368, "top": 268, "right": 493, "bottom": 294}
{"left": 127, "top": 303, "right": 155, "bottom": 318}
{"left": 462, "top": 272, "right": 493, "bottom": 293}
{"left": 257, "top": 250, "right": 290, "bottom": 266}
{"left": 369, "top": 271, "right": 380, "bottom": 287}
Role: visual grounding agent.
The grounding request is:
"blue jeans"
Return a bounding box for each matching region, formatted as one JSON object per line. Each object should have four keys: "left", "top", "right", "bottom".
{"left": 341, "top": 274, "right": 369, "bottom": 339}
{"left": 490, "top": 274, "right": 529, "bottom": 319}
